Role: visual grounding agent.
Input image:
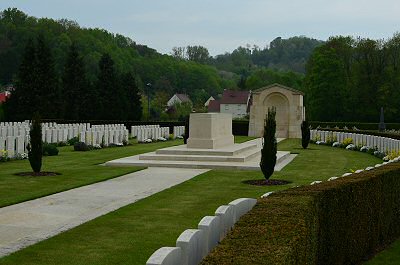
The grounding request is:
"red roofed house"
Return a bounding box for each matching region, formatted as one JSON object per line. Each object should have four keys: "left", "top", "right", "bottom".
{"left": 208, "top": 90, "right": 251, "bottom": 119}
{"left": 0, "top": 91, "right": 11, "bottom": 104}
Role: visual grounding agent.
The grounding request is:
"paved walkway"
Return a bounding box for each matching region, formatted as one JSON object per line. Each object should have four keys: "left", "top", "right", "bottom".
{"left": 0, "top": 167, "right": 209, "bottom": 258}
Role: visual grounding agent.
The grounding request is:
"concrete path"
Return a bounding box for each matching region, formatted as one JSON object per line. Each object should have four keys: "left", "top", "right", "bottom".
{"left": 0, "top": 167, "right": 209, "bottom": 258}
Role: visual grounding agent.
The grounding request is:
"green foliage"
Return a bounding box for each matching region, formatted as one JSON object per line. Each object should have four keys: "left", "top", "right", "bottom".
{"left": 301, "top": 120, "right": 310, "bottom": 149}
{"left": 343, "top": 138, "right": 354, "bottom": 146}
{"left": 305, "top": 35, "right": 400, "bottom": 122}
{"left": 260, "top": 107, "right": 277, "bottom": 179}
{"left": 209, "top": 36, "right": 323, "bottom": 74}
{"left": 0, "top": 8, "right": 229, "bottom": 121}
{"left": 203, "top": 164, "right": 400, "bottom": 265}
{"left": 28, "top": 113, "right": 42, "bottom": 173}
{"left": 245, "top": 68, "right": 304, "bottom": 91}
{"left": 42, "top": 143, "right": 59, "bottom": 156}
{"left": 67, "top": 137, "right": 79, "bottom": 146}
{"left": 62, "top": 42, "right": 87, "bottom": 120}
{"left": 73, "top": 142, "right": 91, "bottom": 152}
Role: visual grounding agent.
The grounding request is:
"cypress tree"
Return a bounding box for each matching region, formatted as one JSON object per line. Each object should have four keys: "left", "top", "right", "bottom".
{"left": 121, "top": 72, "right": 142, "bottom": 120}
{"left": 260, "top": 107, "right": 277, "bottom": 180}
{"left": 36, "top": 34, "right": 60, "bottom": 118}
{"left": 5, "top": 38, "right": 38, "bottom": 120}
{"left": 301, "top": 120, "right": 310, "bottom": 149}
{"left": 28, "top": 112, "right": 42, "bottom": 173}
{"left": 62, "top": 42, "right": 86, "bottom": 120}
{"left": 97, "top": 53, "right": 118, "bottom": 120}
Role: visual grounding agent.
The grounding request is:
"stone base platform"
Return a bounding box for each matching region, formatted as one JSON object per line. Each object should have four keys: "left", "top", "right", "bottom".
{"left": 105, "top": 138, "right": 296, "bottom": 171}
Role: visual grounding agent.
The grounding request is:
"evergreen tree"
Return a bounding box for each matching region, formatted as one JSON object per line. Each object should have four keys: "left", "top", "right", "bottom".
{"left": 260, "top": 107, "right": 277, "bottom": 180}
{"left": 28, "top": 112, "right": 42, "bottom": 173}
{"left": 301, "top": 120, "right": 310, "bottom": 149}
{"left": 4, "top": 38, "right": 38, "bottom": 120}
{"left": 62, "top": 43, "right": 86, "bottom": 120}
{"left": 121, "top": 72, "right": 142, "bottom": 120}
{"left": 35, "top": 34, "right": 60, "bottom": 118}
{"left": 97, "top": 53, "right": 119, "bottom": 120}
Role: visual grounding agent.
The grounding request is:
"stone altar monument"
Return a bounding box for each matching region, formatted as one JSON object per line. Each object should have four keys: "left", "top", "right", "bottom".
{"left": 248, "top": 83, "right": 305, "bottom": 138}
{"left": 187, "top": 113, "right": 234, "bottom": 149}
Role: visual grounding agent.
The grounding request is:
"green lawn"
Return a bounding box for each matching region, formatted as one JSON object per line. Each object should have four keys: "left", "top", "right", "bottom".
{"left": 0, "top": 139, "right": 183, "bottom": 208}
{"left": 365, "top": 238, "right": 400, "bottom": 264}
{"left": 0, "top": 139, "right": 382, "bottom": 265}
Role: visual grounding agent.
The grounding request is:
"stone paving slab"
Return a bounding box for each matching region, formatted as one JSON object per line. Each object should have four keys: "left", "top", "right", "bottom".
{"left": 0, "top": 167, "right": 208, "bottom": 258}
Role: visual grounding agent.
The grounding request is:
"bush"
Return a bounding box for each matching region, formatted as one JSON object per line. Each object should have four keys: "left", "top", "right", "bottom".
{"left": 73, "top": 142, "right": 90, "bottom": 151}
{"left": 28, "top": 113, "right": 42, "bottom": 173}
{"left": 343, "top": 137, "right": 353, "bottom": 146}
{"left": 67, "top": 137, "right": 79, "bottom": 146}
{"left": 42, "top": 143, "right": 59, "bottom": 156}
{"left": 260, "top": 108, "right": 277, "bottom": 180}
{"left": 301, "top": 120, "right": 310, "bottom": 149}
{"left": 203, "top": 163, "right": 400, "bottom": 265}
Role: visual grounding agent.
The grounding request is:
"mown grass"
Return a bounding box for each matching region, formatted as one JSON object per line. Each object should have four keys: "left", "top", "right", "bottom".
{"left": 0, "top": 139, "right": 183, "bottom": 208}
{"left": 0, "top": 139, "right": 382, "bottom": 265}
{"left": 365, "top": 238, "right": 400, "bottom": 265}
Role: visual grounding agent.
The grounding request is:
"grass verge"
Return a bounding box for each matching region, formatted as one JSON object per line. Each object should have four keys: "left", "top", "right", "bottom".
{"left": 0, "top": 139, "right": 183, "bottom": 208}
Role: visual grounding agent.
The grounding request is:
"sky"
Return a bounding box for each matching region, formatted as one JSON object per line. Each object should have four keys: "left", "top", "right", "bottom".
{"left": 1, "top": 0, "right": 400, "bottom": 56}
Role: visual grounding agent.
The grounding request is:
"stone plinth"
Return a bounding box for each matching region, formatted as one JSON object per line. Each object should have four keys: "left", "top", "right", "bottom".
{"left": 187, "top": 113, "right": 234, "bottom": 149}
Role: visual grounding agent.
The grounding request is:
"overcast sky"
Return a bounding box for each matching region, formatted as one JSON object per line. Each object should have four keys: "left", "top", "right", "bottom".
{"left": 1, "top": 0, "right": 399, "bottom": 56}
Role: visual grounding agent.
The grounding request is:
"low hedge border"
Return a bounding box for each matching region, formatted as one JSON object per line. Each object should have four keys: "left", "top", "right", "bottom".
{"left": 201, "top": 163, "right": 400, "bottom": 265}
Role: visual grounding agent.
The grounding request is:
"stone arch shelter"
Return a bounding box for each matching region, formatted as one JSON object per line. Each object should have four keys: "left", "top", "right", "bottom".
{"left": 248, "top": 83, "right": 305, "bottom": 138}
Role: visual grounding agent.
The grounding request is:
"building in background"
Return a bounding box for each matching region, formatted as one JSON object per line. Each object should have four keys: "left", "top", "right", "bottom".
{"left": 207, "top": 90, "right": 251, "bottom": 119}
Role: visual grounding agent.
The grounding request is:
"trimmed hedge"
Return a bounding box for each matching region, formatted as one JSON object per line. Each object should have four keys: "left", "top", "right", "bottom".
{"left": 202, "top": 163, "right": 400, "bottom": 265}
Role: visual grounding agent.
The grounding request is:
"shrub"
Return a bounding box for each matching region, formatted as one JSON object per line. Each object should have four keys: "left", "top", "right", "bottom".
{"left": 67, "top": 137, "right": 79, "bottom": 146}
{"left": 73, "top": 142, "right": 90, "bottom": 151}
{"left": 260, "top": 107, "right": 277, "bottom": 180}
{"left": 301, "top": 120, "right": 310, "bottom": 149}
{"left": 42, "top": 143, "right": 59, "bottom": 156}
{"left": 28, "top": 113, "right": 42, "bottom": 173}
{"left": 203, "top": 164, "right": 400, "bottom": 265}
{"left": 343, "top": 137, "right": 353, "bottom": 146}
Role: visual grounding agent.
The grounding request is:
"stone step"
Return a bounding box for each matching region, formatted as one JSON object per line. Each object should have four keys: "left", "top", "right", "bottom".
{"left": 139, "top": 148, "right": 261, "bottom": 163}
{"left": 105, "top": 151, "right": 292, "bottom": 171}
{"left": 155, "top": 144, "right": 258, "bottom": 156}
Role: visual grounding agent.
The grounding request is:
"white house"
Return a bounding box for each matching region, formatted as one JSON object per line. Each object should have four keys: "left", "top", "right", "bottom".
{"left": 208, "top": 90, "right": 251, "bottom": 119}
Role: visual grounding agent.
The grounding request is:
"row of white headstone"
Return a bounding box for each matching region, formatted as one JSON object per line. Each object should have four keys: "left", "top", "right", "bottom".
{"left": 146, "top": 198, "right": 257, "bottom": 265}
{"left": 131, "top": 125, "right": 185, "bottom": 142}
{"left": 311, "top": 130, "right": 400, "bottom": 153}
{"left": 79, "top": 129, "right": 129, "bottom": 146}
{"left": 0, "top": 122, "right": 129, "bottom": 158}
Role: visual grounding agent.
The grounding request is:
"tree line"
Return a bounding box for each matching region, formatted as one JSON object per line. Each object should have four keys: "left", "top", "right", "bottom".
{"left": 0, "top": 8, "right": 235, "bottom": 119}
{"left": 3, "top": 34, "right": 142, "bottom": 121}
{"left": 305, "top": 35, "right": 400, "bottom": 123}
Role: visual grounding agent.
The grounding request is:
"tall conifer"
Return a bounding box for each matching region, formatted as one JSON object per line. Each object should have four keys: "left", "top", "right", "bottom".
{"left": 260, "top": 107, "right": 277, "bottom": 180}
{"left": 62, "top": 43, "right": 86, "bottom": 120}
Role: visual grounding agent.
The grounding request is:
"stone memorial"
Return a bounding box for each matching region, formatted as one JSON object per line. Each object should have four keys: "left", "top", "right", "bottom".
{"left": 187, "top": 113, "right": 234, "bottom": 149}
{"left": 248, "top": 83, "right": 305, "bottom": 138}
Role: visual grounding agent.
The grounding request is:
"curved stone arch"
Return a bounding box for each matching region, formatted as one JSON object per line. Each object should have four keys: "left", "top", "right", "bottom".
{"left": 263, "top": 92, "right": 290, "bottom": 138}
{"left": 248, "top": 83, "right": 305, "bottom": 138}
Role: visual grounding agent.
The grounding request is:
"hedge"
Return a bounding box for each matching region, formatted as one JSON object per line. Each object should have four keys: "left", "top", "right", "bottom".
{"left": 310, "top": 121, "right": 400, "bottom": 131}
{"left": 202, "top": 163, "right": 400, "bottom": 265}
